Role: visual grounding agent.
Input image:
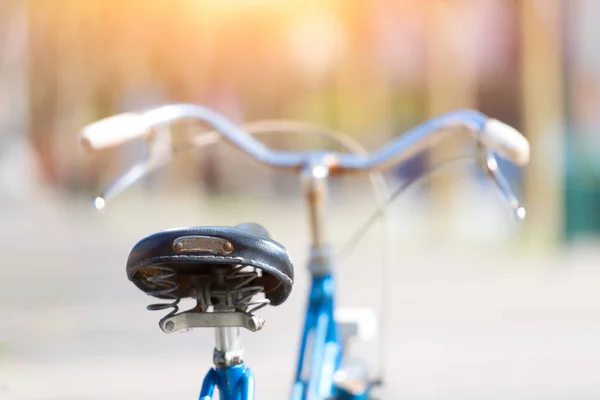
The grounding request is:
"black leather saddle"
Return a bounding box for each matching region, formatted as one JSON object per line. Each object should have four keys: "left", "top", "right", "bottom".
{"left": 126, "top": 223, "right": 294, "bottom": 306}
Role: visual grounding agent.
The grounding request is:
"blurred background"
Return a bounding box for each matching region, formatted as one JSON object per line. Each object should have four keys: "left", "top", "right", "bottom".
{"left": 1, "top": 0, "right": 599, "bottom": 399}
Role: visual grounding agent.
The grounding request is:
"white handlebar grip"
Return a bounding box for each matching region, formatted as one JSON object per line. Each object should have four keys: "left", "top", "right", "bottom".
{"left": 80, "top": 113, "right": 150, "bottom": 151}
{"left": 481, "top": 119, "right": 530, "bottom": 166}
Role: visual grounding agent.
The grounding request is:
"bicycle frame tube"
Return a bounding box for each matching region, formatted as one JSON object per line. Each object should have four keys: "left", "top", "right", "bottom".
{"left": 292, "top": 257, "right": 371, "bottom": 400}
{"left": 199, "top": 364, "right": 255, "bottom": 400}
{"left": 292, "top": 273, "right": 341, "bottom": 400}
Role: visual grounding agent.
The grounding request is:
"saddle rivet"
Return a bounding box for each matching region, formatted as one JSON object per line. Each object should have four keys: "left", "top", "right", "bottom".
{"left": 222, "top": 241, "right": 233, "bottom": 254}
{"left": 173, "top": 241, "right": 184, "bottom": 251}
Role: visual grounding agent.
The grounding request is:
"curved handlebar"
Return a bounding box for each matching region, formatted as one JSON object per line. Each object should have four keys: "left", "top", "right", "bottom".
{"left": 81, "top": 103, "right": 529, "bottom": 172}
{"left": 332, "top": 110, "right": 529, "bottom": 171}
{"left": 82, "top": 104, "right": 304, "bottom": 167}
{"left": 89, "top": 119, "right": 391, "bottom": 209}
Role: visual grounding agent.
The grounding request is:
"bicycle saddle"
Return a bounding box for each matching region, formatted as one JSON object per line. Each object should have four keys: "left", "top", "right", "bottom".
{"left": 127, "top": 223, "right": 294, "bottom": 306}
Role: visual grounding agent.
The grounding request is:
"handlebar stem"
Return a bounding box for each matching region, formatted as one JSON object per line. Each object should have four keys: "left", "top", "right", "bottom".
{"left": 302, "top": 157, "right": 333, "bottom": 277}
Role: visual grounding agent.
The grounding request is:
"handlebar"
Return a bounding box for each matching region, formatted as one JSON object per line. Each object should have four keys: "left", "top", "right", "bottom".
{"left": 81, "top": 103, "right": 529, "bottom": 219}
{"left": 82, "top": 104, "right": 305, "bottom": 167}
{"left": 81, "top": 103, "right": 529, "bottom": 172}
{"left": 81, "top": 113, "right": 150, "bottom": 151}
{"left": 86, "top": 118, "right": 391, "bottom": 209}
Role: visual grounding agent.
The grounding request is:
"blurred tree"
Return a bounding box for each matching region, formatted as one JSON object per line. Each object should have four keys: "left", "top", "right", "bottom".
{"left": 0, "top": 0, "right": 44, "bottom": 200}
{"left": 564, "top": 0, "right": 600, "bottom": 240}
{"left": 425, "top": 0, "right": 478, "bottom": 237}
{"left": 520, "top": 0, "right": 566, "bottom": 246}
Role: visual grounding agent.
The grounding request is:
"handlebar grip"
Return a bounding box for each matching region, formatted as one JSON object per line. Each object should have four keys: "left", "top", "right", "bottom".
{"left": 480, "top": 119, "right": 530, "bottom": 166}
{"left": 80, "top": 113, "right": 150, "bottom": 151}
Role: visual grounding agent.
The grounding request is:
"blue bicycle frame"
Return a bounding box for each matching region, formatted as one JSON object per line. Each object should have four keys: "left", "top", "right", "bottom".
{"left": 199, "top": 364, "right": 255, "bottom": 400}
{"left": 198, "top": 273, "right": 369, "bottom": 400}
{"left": 292, "top": 272, "right": 370, "bottom": 400}
{"left": 197, "top": 275, "right": 361, "bottom": 400}
{"left": 198, "top": 163, "right": 371, "bottom": 400}
{"left": 292, "top": 273, "right": 341, "bottom": 400}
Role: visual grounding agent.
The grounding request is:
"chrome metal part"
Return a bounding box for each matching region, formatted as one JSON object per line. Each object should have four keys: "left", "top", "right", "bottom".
{"left": 94, "top": 124, "right": 172, "bottom": 208}
{"left": 159, "top": 311, "right": 264, "bottom": 333}
{"left": 307, "top": 245, "right": 332, "bottom": 277}
{"left": 130, "top": 104, "right": 488, "bottom": 172}
{"left": 142, "top": 104, "right": 305, "bottom": 168}
{"left": 480, "top": 151, "right": 526, "bottom": 220}
{"left": 211, "top": 283, "right": 248, "bottom": 367}
{"left": 145, "top": 264, "right": 269, "bottom": 334}
{"left": 302, "top": 157, "right": 334, "bottom": 277}
{"left": 91, "top": 118, "right": 390, "bottom": 218}
{"left": 213, "top": 322, "right": 245, "bottom": 367}
{"left": 302, "top": 159, "right": 330, "bottom": 249}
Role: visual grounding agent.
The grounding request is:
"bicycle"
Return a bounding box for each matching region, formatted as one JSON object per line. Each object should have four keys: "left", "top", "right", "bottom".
{"left": 80, "top": 103, "right": 530, "bottom": 400}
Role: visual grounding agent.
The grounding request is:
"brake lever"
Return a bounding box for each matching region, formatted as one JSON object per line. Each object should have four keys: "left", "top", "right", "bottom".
{"left": 92, "top": 125, "right": 173, "bottom": 210}
{"left": 479, "top": 149, "right": 526, "bottom": 220}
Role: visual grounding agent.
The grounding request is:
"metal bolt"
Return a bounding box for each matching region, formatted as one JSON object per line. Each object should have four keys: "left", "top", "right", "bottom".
{"left": 249, "top": 316, "right": 264, "bottom": 332}
{"left": 231, "top": 356, "right": 243, "bottom": 365}
{"left": 165, "top": 320, "right": 175, "bottom": 332}
{"left": 222, "top": 241, "right": 233, "bottom": 254}
{"left": 173, "top": 241, "right": 184, "bottom": 251}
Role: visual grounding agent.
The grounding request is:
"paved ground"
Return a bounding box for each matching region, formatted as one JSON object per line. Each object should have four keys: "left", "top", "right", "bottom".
{"left": 1, "top": 187, "right": 600, "bottom": 399}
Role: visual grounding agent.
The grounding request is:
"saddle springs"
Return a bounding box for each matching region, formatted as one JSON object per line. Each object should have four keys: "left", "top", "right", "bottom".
{"left": 143, "top": 263, "right": 270, "bottom": 333}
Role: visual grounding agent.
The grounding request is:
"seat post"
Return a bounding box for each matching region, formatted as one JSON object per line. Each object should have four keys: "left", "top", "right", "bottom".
{"left": 213, "top": 305, "right": 245, "bottom": 367}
